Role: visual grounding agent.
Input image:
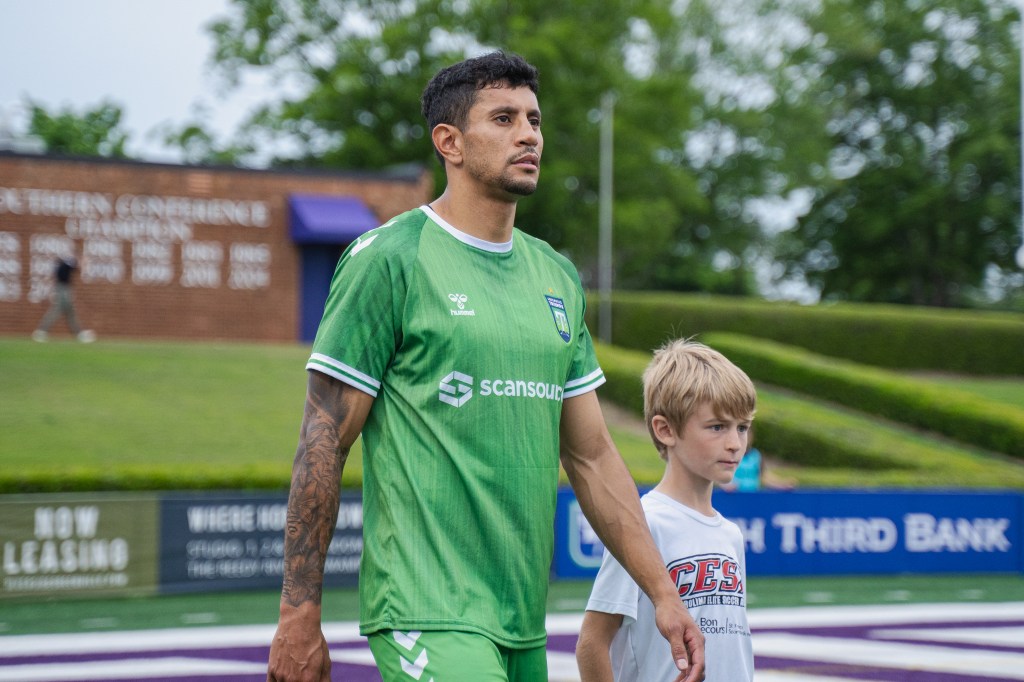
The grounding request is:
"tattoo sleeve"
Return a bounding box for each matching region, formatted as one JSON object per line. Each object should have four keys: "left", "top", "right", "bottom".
{"left": 280, "top": 373, "right": 360, "bottom": 608}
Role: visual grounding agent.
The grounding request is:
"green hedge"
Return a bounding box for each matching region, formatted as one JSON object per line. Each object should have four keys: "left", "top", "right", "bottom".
{"left": 701, "top": 332, "right": 1024, "bottom": 459}
{"left": 0, "top": 465, "right": 292, "bottom": 494}
{"left": 595, "top": 343, "right": 914, "bottom": 471}
{"left": 750, "top": 394, "right": 916, "bottom": 471}
{"left": 588, "top": 292, "right": 1024, "bottom": 375}
{"left": 592, "top": 343, "right": 648, "bottom": 416}
{"left": 593, "top": 342, "right": 1024, "bottom": 487}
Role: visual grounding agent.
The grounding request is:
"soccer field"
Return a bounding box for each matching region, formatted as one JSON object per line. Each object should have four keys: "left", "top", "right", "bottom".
{"left": 3, "top": 602, "right": 1024, "bottom": 681}
{"left": 2, "top": 575, "right": 1023, "bottom": 681}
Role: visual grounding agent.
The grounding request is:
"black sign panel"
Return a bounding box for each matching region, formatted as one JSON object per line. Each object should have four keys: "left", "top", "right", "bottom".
{"left": 159, "top": 492, "right": 363, "bottom": 593}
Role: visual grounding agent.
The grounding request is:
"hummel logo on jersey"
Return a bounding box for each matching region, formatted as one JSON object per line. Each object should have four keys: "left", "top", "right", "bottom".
{"left": 438, "top": 370, "right": 564, "bottom": 407}
{"left": 349, "top": 234, "right": 379, "bottom": 257}
{"left": 439, "top": 371, "right": 474, "bottom": 407}
{"left": 447, "top": 293, "right": 475, "bottom": 316}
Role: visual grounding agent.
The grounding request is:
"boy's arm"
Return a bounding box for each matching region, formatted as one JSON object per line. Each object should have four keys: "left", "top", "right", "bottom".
{"left": 576, "top": 610, "right": 624, "bottom": 682}
{"left": 560, "top": 391, "right": 705, "bottom": 682}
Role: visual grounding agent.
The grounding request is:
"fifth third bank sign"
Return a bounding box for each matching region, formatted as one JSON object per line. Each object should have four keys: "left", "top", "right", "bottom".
{"left": 555, "top": 489, "right": 1023, "bottom": 577}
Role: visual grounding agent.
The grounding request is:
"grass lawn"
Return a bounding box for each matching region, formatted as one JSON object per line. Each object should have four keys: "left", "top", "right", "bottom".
{"left": 2, "top": 336, "right": 1024, "bottom": 491}
{"left": 0, "top": 337, "right": 666, "bottom": 491}
{"left": 1, "top": 338, "right": 309, "bottom": 490}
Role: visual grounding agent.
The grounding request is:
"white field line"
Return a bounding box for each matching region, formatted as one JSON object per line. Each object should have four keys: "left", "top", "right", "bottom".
{"left": 2, "top": 603, "right": 1024, "bottom": 682}
{"left": 2, "top": 604, "right": 1020, "bottom": 654}
{"left": 753, "top": 675, "right": 858, "bottom": 682}
{"left": 0, "top": 656, "right": 267, "bottom": 682}
{"left": 0, "top": 621, "right": 360, "bottom": 656}
{"left": 747, "top": 601, "right": 1024, "bottom": 628}
{"left": 753, "top": 633, "right": 1024, "bottom": 680}
{"left": 875, "top": 625, "right": 1024, "bottom": 647}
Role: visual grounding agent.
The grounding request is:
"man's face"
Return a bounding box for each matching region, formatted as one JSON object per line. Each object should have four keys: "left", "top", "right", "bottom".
{"left": 459, "top": 83, "right": 543, "bottom": 199}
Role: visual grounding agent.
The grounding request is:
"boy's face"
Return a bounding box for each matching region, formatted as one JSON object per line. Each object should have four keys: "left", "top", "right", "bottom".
{"left": 672, "top": 403, "right": 751, "bottom": 486}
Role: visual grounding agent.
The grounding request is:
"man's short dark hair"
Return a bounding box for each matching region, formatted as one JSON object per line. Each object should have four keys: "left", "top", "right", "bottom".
{"left": 421, "top": 51, "right": 539, "bottom": 164}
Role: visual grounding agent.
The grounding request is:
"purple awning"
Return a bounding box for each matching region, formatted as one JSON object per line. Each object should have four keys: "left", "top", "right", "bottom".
{"left": 288, "top": 194, "right": 380, "bottom": 245}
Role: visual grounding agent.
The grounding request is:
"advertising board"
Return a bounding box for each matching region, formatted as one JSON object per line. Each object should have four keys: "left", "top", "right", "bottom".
{"left": 0, "top": 493, "right": 160, "bottom": 599}
{"left": 553, "top": 488, "right": 1024, "bottom": 578}
{"left": 159, "top": 492, "right": 363, "bottom": 594}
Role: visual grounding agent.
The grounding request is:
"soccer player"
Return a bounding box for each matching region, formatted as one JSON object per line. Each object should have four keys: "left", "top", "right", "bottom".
{"left": 266, "top": 51, "right": 705, "bottom": 682}
{"left": 576, "top": 339, "right": 757, "bottom": 681}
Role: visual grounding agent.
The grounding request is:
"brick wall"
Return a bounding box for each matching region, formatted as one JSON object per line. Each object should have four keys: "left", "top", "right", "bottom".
{"left": 0, "top": 153, "right": 433, "bottom": 342}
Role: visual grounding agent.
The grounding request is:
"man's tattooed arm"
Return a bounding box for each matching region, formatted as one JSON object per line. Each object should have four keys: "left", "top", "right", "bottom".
{"left": 280, "top": 371, "right": 374, "bottom": 608}
{"left": 267, "top": 372, "right": 373, "bottom": 682}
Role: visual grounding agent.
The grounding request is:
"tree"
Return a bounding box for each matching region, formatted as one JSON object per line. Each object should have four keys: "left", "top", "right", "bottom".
{"left": 160, "top": 121, "right": 254, "bottom": 166}
{"left": 196, "top": 0, "right": 1023, "bottom": 307}
{"left": 26, "top": 99, "right": 130, "bottom": 158}
{"left": 774, "top": 0, "right": 1022, "bottom": 307}
{"left": 195, "top": 0, "right": 784, "bottom": 295}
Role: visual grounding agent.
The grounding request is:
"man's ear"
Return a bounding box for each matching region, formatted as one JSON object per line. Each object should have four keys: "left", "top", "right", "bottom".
{"left": 431, "top": 123, "right": 463, "bottom": 166}
{"left": 651, "top": 415, "right": 677, "bottom": 449}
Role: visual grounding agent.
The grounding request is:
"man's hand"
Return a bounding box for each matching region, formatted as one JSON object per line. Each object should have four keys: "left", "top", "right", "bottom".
{"left": 654, "top": 596, "right": 706, "bottom": 682}
{"left": 266, "top": 604, "right": 331, "bottom": 682}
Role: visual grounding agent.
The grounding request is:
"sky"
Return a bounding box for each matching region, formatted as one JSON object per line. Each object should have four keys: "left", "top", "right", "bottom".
{"left": 1, "top": 1, "right": 1020, "bottom": 287}
{"left": 0, "top": 0, "right": 827, "bottom": 299}
{"left": 0, "top": 0, "right": 267, "bottom": 163}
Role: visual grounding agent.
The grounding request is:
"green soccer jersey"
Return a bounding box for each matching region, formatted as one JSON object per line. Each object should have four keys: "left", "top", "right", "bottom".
{"left": 307, "top": 205, "right": 605, "bottom": 648}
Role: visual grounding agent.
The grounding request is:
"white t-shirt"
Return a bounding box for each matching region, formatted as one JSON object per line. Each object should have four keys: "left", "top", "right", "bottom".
{"left": 585, "top": 491, "right": 754, "bottom": 681}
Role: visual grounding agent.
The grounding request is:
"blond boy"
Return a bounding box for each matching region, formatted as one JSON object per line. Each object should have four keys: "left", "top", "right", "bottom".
{"left": 576, "top": 339, "right": 757, "bottom": 681}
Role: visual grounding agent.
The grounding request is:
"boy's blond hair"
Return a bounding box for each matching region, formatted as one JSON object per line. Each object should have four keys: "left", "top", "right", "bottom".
{"left": 642, "top": 338, "right": 757, "bottom": 459}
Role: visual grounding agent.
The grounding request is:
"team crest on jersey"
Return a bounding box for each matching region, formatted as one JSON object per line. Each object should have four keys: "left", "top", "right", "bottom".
{"left": 545, "top": 295, "right": 571, "bottom": 343}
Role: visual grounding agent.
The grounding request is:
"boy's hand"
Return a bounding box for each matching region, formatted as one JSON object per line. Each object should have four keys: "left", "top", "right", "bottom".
{"left": 654, "top": 598, "right": 706, "bottom": 682}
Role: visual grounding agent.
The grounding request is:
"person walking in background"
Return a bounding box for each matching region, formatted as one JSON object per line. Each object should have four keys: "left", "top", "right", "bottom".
{"left": 577, "top": 339, "right": 757, "bottom": 681}
{"left": 266, "top": 51, "right": 705, "bottom": 682}
{"left": 32, "top": 251, "right": 95, "bottom": 343}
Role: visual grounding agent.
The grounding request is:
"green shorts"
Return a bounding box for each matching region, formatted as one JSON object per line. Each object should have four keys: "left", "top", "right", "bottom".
{"left": 367, "top": 630, "right": 547, "bottom": 682}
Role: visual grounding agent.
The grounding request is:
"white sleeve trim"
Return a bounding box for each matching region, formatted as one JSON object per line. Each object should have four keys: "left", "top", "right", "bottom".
{"left": 307, "top": 353, "right": 381, "bottom": 397}
{"left": 563, "top": 368, "right": 606, "bottom": 398}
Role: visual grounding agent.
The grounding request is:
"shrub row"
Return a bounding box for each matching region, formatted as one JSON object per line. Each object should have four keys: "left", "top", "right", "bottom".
{"left": 594, "top": 343, "right": 914, "bottom": 472}
{"left": 700, "top": 332, "right": 1024, "bottom": 459}
{"left": 587, "top": 292, "right": 1024, "bottom": 375}
{"left": 0, "top": 466, "right": 292, "bottom": 495}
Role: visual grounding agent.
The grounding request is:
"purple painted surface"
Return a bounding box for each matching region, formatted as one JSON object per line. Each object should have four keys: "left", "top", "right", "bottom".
{"left": 752, "top": 656, "right": 982, "bottom": 682}
{"left": 2, "top": 609, "right": 1022, "bottom": 681}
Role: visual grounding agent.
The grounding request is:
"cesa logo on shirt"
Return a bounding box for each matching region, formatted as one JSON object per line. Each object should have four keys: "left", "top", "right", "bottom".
{"left": 668, "top": 553, "right": 745, "bottom": 609}
{"left": 438, "top": 370, "right": 564, "bottom": 407}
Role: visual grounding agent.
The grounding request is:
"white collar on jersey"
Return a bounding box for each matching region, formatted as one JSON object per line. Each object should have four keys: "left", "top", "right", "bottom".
{"left": 419, "top": 205, "right": 514, "bottom": 254}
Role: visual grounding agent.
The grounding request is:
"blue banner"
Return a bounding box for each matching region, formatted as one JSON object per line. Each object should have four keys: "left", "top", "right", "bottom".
{"left": 553, "top": 488, "right": 1024, "bottom": 578}
{"left": 159, "top": 492, "right": 363, "bottom": 593}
